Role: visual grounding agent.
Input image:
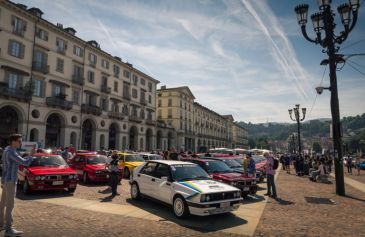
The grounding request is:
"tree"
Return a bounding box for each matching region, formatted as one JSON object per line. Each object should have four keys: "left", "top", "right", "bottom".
{"left": 312, "top": 142, "right": 322, "bottom": 153}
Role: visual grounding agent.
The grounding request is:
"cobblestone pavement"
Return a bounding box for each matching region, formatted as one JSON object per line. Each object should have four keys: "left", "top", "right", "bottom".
{"left": 254, "top": 166, "right": 365, "bottom": 237}
{"left": 343, "top": 166, "right": 365, "bottom": 184}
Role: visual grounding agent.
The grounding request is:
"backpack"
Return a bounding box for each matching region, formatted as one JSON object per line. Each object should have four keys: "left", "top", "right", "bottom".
{"left": 273, "top": 157, "right": 279, "bottom": 170}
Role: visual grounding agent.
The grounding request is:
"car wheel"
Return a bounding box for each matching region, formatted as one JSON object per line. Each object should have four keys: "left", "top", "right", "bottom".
{"left": 83, "top": 172, "right": 89, "bottom": 183}
{"left": 23, "top": 178, "right": 31, "bottom": 194}
{"left": 131, "top": 182, "right": 141, "bottom": 200}
{"left": 123, "top": 168, "right": 130, "bottom": 179}
{"left": 67, "top": 188, "right": 76, "bottom": 194}
{"left": 173, "top": 195, "right": 190, "bottom": 218}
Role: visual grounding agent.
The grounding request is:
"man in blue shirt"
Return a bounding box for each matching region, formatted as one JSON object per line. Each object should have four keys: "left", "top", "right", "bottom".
{"left": 0, "top": 134, "right": 33, "bottom": 236}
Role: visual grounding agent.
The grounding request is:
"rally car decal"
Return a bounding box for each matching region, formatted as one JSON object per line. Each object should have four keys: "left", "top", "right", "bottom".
{"left": 178, "top": 181, "right": 203, "bottom": 193}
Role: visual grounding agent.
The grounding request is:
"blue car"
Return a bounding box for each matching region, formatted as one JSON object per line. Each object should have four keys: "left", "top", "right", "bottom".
{"left": 359, "top": 161, "right": 365, "bottom": 170}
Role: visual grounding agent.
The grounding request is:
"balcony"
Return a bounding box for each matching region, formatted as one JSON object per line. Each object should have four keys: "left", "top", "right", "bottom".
{"left": 72, "top": 75, "right": 84, "bottom": 85}
{"left": 46, "top": 96, "right": 73, "bottom": 110}
{"left": 101, "top": 85, "right": 111, "bottom": 94}
{"left": 146, "top": 119, "right": 156, "bottom": 126}
{"left": 108, "top": 111, "right": 124, "bottom": 120}
{"left": 123, "top": 94, "right": 131, "bottom": 100}
{"left": 129, "top": 115, "right": 142, "bottom": 123}
{"left": 32, "top": 61, "right": 49, "bottom": 74}
{"left": 81, "top": 104, "right": 102, "bottom": 116}
{"left": 0, "top": 83, "right": 31, "bottom": 101}
{"left": 140, "top": 99, "right": 147, "bottom": 106}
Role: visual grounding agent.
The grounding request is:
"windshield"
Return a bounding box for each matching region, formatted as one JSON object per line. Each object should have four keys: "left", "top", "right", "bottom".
{"left": 87, "top": 155, "right": 107, "bottom": 164}
{"left": 171, "top": 164, "right": 210, "bottom": 181}
{"left": 206, "top": 160, "right": 232, "bottom": 173}
{"left": 252, "top": 155, "right": 265, "bottom": 163}
{"left": 149, "top": 155, "right": 163, "bottom": 160}
{"left": 29, "top": 155, "right": 68, "bottom": 167}
{"left": 221, "top": 159, "right": 242, "bottom": 168}
{"left": 125, "top": 155, "right": 145, "bottom": 162}
{"left": 234, "top": 158, "right": 243, "bottom": 165}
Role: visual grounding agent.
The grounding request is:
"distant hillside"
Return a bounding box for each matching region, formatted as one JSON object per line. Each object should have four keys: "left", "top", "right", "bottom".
{"left": 238, "top": 113, "right": 365, "bottom": 152}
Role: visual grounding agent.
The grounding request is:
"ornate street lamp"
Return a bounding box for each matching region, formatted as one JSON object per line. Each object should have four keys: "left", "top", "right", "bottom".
{"left": 294, "top": 0, "right": 361, "bottom": 196}
{"left": 289, "top": 105, "right": 306, "bottom": 156}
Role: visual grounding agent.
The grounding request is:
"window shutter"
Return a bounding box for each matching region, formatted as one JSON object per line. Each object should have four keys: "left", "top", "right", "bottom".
{"left": 56, "top": 39, "right": 59, "bottom": 46}
{"left": 80, "top": 49, "right": 84, "bottom": 57}
{"left": 73, "top": 45, "right": 76, "bottom": 54}
{"left": 88, "top": 53, "right": 91, "bottom": 61}
{"left": 19, "top": 43, "right": 25, "bottom": 59}
{"left": 11, "top": 16, "right": 15, "bottom": 26}
{"left": 65, "top": 42, "right": 68, "bottom": 50}
{"left": 45, "top": 31, "right": 49, "bottom": 41}
{"left": 8, "top": 40, "right": 12, "bottom": 55}
{"left": 41, "top": 81, "right": 46, "bottom": 97}
{"left": 23, "top": 21, "right": 27, "bottom": 31}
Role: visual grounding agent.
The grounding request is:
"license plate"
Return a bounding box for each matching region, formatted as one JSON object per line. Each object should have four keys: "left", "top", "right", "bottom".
{"left": 243, "top": 187, "right": 250, "bottom": 191}
{"left": 53, "top": 181, "right": 64, "bottom": 185}
{"left": 220, "top": 202, "right": 230, "bottom": 208}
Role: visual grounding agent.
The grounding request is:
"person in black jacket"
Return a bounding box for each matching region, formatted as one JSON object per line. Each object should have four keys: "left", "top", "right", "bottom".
{"left": 107, "top": 152, "right": 120, "bottom": 196}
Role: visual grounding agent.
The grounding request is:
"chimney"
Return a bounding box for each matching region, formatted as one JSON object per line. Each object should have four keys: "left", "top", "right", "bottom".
{"left": 64, "top": 27, "right": 76, "bottom": 36}
{"left": 114, "top": 56, "right": 122, "bottom": 62}
{"left": 161, "top": 85, "right": 167, "bottom": 90}
{"left": 126, "top": 62, "right": 133, "bottom": 68}
{"left": 56, "top": 23, "right": 63, "bottom": 29}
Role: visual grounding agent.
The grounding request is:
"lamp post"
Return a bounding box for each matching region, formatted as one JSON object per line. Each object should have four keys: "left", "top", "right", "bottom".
{"left": 294, "top": 0, "right": 361, "bottom": 196}
{"left": 289, "top": 105, "right": 306, "bottom": 156}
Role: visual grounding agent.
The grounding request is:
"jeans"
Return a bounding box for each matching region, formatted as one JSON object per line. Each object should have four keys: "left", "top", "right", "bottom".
{"left": 347, "top": 165, "right": 352, "bottom": 174}
{"left": 266, "top": 174, "right": 277, "bottom": 197}
{"left": 0, "top": 182, "right": 16, "bottom": 230}
{"left": 109, "top": 173, "right": 119, "bottom": 195}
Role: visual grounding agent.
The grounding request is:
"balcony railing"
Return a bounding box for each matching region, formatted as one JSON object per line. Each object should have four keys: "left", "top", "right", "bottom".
{"left": 0, "top": 84, "right": 31, "bottom": 101}
{"left": 46, "top": 96, "right": 73, "bottom": 110}
{"left": 101, "top": 85, "right": 111, "bottom": 94}
{"left": 32, "top": 61, "right": 49, "bottom": 74}
{"left": 81, "top": 104, "right": 102, "bottom": 116}
{"left": 129, "top": 115, "right": 142, "bottom": 123}
{"left": 108, "top": 111, "right": 124, "bottom": 120}
{"left": 72, "top": 75, "right": 84, "bottom": 85}
{"left": 146, "top": 119, "right": 156, "bottom": 126}
{"left": 123, "top": 93, "right": 131, "bottom": 100}
{"left": 140, "top": 99, "right": 147, "bottom": 105}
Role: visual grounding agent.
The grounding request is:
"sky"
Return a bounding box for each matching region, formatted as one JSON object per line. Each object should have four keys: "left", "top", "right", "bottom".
{"left": 20, "top": 0, "right": 365, "bottom": 123}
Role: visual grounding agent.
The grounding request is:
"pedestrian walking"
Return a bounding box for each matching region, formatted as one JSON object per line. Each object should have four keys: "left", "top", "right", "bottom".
{"left": 107, "top": 152, "right": 120, "bottom": 197}
{"left": 0, "top": 134, "right": 33, "bottom": 236}
{"left": 264, "top": 152, "right": 277, "bottom": 198}
{"left": 347, "top": 155, "right": 353, "bottom": 174}
{"left": 284, "top": 154, "right": 290, "bottom": 174}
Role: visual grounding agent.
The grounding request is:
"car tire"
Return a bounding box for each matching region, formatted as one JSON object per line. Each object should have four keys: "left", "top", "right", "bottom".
{"left": 67, "top": 188, "right": 76, "bottom": 194}
{"left": 23, "top": 178, "right": 31, "bottom": 194}
{"left": 173, "top": 195, "right": 190, "bottom": 218}
{"left": 131, "top": 182, "right": 141, "bottom": 200}
{"left": 123, "top": 168, "right": 130, "bottom": 179}
{"left": 83, "top": 172, "right": 89, "bottom": 184}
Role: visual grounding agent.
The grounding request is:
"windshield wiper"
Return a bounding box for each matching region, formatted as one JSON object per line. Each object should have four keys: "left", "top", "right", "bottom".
{"left": 178, "top": 178, "right": 192, "bottom": 182}
{"left": 194, "top": 176, "right": 210, "bottom": 180}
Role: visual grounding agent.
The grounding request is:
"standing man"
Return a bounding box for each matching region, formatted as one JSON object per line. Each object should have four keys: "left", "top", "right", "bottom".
{"left": 107, "top": 152, "right": 120, "bottom": 197}
{"left": 246, "top": 153, "right": 256, "bottom": 178}
{"left": 264, "top": 152, "right": 277, "bottom": 198}
{"left": 347, "top": 155, "right": 353, "bottom": 174}
{"left": 0, "top": 134, "right": 33, "bottom": 236}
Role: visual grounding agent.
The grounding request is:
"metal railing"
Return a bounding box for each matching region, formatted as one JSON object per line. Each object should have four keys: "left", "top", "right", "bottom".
{"left": 108, "top": 111, "right": 124, "bottom": 120}
{"left": 32, "top": 61, "right": 49, "bottom": 74}
{"left": 101, "top": 85, "right": 111, "bottom": 93}
{"left": 81, "top": 104, "right": 102, "bottom": 116}
{"left": 46, "top": 96, "right": 73, "bottom": 110}
{"left": 0, "top": 85, "right": 31, "bottom": 101}
{"left": 72, "top": 75, "right": 84, "bottom": 85}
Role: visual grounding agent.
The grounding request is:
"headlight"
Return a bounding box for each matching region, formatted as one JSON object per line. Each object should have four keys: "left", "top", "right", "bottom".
{"left": 95, "top": 170, "right": 102, "bottom": 174}
{"left": 200, "top": 194, "right": 211, "bottom": 202}
{"left": 234, "top": 191, "right": 241, "bottom": 198}
{"left": 35, "top": 176, "right": 40, "bottom": 181}
{"left": 230, "top": 182, "right": 237, "bottom": 186}
{"left": 40, "top": 176, "right": 46, "bottom": 180}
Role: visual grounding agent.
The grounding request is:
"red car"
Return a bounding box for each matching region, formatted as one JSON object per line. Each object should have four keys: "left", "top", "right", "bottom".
{"left": 68, "top": 153, "right": 121, "bottom": 183}
{"left": 181, "top": 157, "right": 257, "bottom": 197}
{"left": 17, "top": 153, "right": 78, "bottom": 194}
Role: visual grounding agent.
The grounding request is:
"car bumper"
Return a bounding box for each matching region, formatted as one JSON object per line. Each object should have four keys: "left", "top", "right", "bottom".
{"left": 187, "top": 200, "right": 241, "bottom": 216}
{"left": 29, "top": 180, "right": 78, "bottom": 190}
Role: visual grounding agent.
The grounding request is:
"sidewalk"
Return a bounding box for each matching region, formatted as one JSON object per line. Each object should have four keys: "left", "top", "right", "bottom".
{"left": 343, "top": 166, "right": 365, "bottom": 184}
{"left": 254, "top": 167, "right": 365, "bottom": 237}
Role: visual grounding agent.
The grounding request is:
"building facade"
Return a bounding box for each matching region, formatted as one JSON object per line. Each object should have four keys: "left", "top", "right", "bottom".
{"left": 157, "top": 86, "right": 248, "bottom": 151}
{"left": 0, "top": 0, "right": 164, "bottom": 151}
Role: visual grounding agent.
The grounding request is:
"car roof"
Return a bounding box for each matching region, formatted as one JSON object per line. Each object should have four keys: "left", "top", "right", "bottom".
{"left": 33, "top": 153, "right": 60, "bottom": 156}
{"left": 139, "top": 153, "right": 161, "bottom": 156}
{"left": 148, "top": 160, "right": 195, "bottom": 166}
{"left": 182, "top": 157, "right": 218, "bottom": 162}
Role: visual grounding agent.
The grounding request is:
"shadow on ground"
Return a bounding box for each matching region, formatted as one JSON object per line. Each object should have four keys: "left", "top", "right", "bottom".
{"left": 126, "top": 197, "right": 247, "bottom": 233}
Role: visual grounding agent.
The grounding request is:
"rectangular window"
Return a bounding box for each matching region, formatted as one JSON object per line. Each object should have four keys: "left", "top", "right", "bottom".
{"left": 132, "top": 75, "right": 138, "bottom": 85}
{"left": 35, "top": 27, "right": 48, "bottom": 41}
{"left": 8, "top": 40, "right": 24, "bottom": 58}
{"left": 53, "top": 84, "right": 62, "bottom": 96}
{"left": 113, "top": 65, "right": 120, "bottom": 77}
{"left": 157, "top": 110, "right": 162, "bottom": 119}
{"left": 73, "top": 90, "right": 80, "bottom": 105}
{"left": 158, "top": 99, "right": 161, "bottom": 107}
{"left": 123, "top": 70, "right": 130, "bottom": 78}
{"left": 56, "top": 58, "right": 64, "bottom": 73}
{"left": 140, "top": 78, "right": 145, "bottom": 85}
{"left": 114, "top": 81, "right": 118, "bottom": 92}
{"left": 102, "top": 59, "right": 109, "bottom": 69}
{"left": 56, "top": 38, "right": 67, "bottom": 54}
{"left": 168, "top": 99, "right": 172, "bottom": 107}
{"left": 168, "top": 109, "right": 172, "bottom": 119}
{"left": 73, "top": 65, "right": 83, "bottom": 79}
{"left": 148, "top": 82, "right": 152, "bottom": 92}
{"left": 33, "top": 79, "right": 42, "bottom": 97}
{"left": 132, "top": 88, "right": 138, "bottom": 98}
{"left": 8, "top": 73, "right": 20, "bottom": 89}
{"left": 148, "top": 95, "right": 152, "bottom": 104}
{"left": 89, "top": 53, "right": 97, "bottom": 65}
{"left": 101, "top": 98, "right": 108, "bottom": 111}
{"left": 88, "top": 71, "right": 95, "bottom": 83}
{"left": 12, "top": 16, "right": 26, "bottom": 36}
{"left": 73, "top": 46, "right": 83, "bottom": 57}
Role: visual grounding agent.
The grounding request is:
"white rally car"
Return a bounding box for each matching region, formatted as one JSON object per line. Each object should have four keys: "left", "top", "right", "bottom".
{"left": 129, "top": 160, "right": 242, "bottom": 218}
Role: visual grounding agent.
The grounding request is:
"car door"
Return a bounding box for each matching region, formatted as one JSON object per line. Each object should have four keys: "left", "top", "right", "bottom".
{"left": 151, "top": 163, "right": 173, "bottom": 203}
{"left": 138, "top": 162, "right": 157, "bottom": 196}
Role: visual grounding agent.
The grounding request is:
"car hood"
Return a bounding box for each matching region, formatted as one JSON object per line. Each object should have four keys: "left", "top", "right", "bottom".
{"left": 86, "top": 164, "right": 106, "bottom": 170}
{"left": 124, "top": 161, "right": 145, "bottom": 167}
{"left": 212, "top": 172, "right": 249, "bottom": 181}
{"left": 27, "top": 166, "right": 76, "bottom": 175}
{"left": 177, "top": 179, "right": 239, "bottom": 194}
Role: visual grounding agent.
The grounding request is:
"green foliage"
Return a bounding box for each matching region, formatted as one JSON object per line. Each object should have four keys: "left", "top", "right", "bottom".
{"left": 312, "top": 142, "right": 322, "bottom": 153}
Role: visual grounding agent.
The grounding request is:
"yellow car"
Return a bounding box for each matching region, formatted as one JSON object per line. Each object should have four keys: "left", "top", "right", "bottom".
{"left": 117, "top": 153, "right": 145, "bottom": 178}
